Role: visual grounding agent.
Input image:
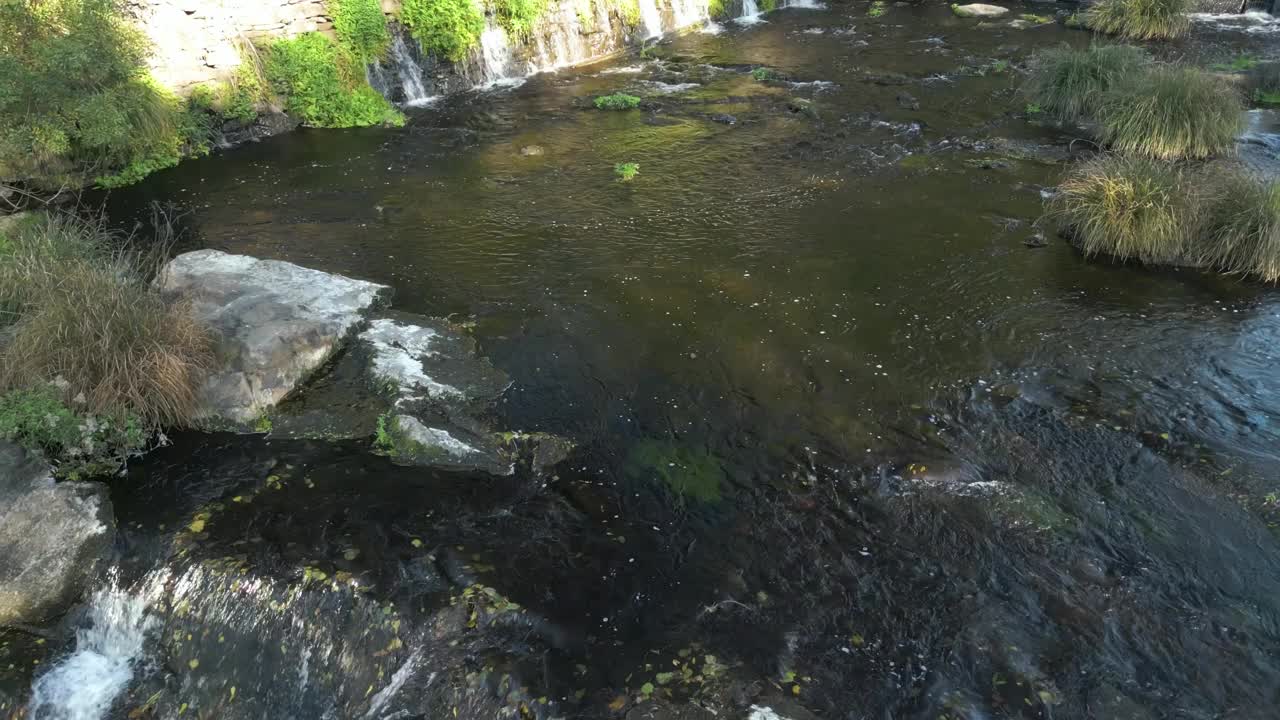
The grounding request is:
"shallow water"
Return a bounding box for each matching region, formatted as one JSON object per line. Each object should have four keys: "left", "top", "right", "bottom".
{"left": 9, "top": 4, "right": 1280, "bottom": 719}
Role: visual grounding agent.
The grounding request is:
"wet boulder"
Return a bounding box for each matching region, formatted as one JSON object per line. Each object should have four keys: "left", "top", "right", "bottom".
{"left": 0, "top": 442, "right": 114, "bottom": 625}
{"left": 158, "top": 250, "right": 389, "bottom": 427}
{"left": 952, "top": 3, "right": 1010, "bottom": 17}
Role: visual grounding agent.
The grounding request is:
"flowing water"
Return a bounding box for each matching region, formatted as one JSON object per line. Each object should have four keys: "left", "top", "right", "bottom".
{"left": 8, "top": 4, "right": 1280, "bottom": 720}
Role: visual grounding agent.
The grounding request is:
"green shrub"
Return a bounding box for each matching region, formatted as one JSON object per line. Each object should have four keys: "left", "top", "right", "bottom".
{"left": 1022, "top": 44, "right": 1149, "bottom": 124}
{"left": 1098, "top": 65, "right": 1243, "bottom": 160}
{"left": 1197, "top": 170, "right": 1280, "bottom": 281}
{"left": 0, "top": 211, "right": 212, "bottom": 429}
{"left": 264, "top": 33, "right": 404, "bottom": 128}
{"left": 331, "top": 0, "right": 391, "bottom": 62}
{"left": 751, "top": 67, "right": 776, "bottom": 82}
{"left": 594, "top": 92, "right": 642, "bottom": 110}
{"left": 0, "top": 385, "right": 147, "bottom": 480}
{"left": 868, "top": 1, "right": 887, "bottom": 17}
{"left": 1051, "top": 154, "right": 1194, "bottom": 264}
{"left": 401, "top": 0, "right": 485, "bottom": 62}
{"left": 495, "top": 0, "right": 549, "bottom": 38}
{"left": 1086, "top": 0, "right": 1190, "bottom": 40}
{"left": 620, "top": 0, "right": 641, "bottom": 28}
{"left": 707, "top": 0, "right": 727, "bottom": 18}
{"left": 615, "top": 162, "right": 640, "bottom": 181}
{"left": 0, "top": 0, "right": 206, "bottom": 188}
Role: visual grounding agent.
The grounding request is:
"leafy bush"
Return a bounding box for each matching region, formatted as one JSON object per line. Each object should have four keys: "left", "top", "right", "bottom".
{"left": 1197, "top": 170, "right": 1280, "bottom": 281}
{"left": 752, "top": 67, "right": 777, "bottom": 82}
{"left": 620, "top": 0, "right": 641, "bottom": 28}
{"left": 868, "top": 1, "right": 887, "bottom": 17}
{"left": 495, "top": 0, "right": 549, "bottom": 38}
{"left": 0, "top": 0, "right": 206, "bottom": 188}
{"left": 594, "top": 92, "right": 642, "bottom": 110}
{"left": 332, "top": 0, "right": 391, "bottom": 63}
{"left": 1023, "top": 44, "right": 1149, "bottom": 124}
{"left": 1098, "top": 65, "right": 1243, "bottom": 160}
{"left": 264, "top": 33, "right": 405, "bottom": 127}
{"left": 1086, "top": 0, "right": 1190, "bottom": 40}
{"left": 1051, "top": 155, "right": 1194, "bottom": 264}
{"left": 615, "top": 162, "right": 640, "bottom": 181}
{"left": 0, "top": 385, "right": 147, "bottom": 480}
{"left": 707, "top": 0, "right": 727, "bottom": 18}
{"left": 0, "top": 211, "right": 212, "bottom": 429}
{"left": 401, "top": 0, "right": 485, "bottom": 62}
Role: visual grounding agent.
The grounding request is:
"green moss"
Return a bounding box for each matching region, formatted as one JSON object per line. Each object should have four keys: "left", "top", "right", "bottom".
{"left": 1211, "top": 54, "right": 1259, "bottom": 73}
{"left": 1257, "top": 90, "right": 1280, "bottom": 106}
{"left": 400, "top": 0, "right": 485, "bottom": 62}
{"left": 254, "top": 413, "right": 274, "bottom": 434}
{"left": 614, "top": 162, "right": 640, "bottom": 181}
{"left": 264, "top": 33, "right": 404, "bottom": 128}
{"left": 625, "top": 440, "right": 725, "bottom": 503}
{"left": 0, "top": 385, "right": 146, "bottom": 480}
{"left": 494, "top": 0, "right": 549, "bottom": 38}
{"left": 331, "top": 0, "right": 392, "bottom": 63}
{"left": 594, "top": 92, "right": 642, "bottom": 110}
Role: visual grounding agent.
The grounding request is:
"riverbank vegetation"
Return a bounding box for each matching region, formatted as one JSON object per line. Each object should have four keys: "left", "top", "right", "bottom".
{"left": 1023, "top": 44, "right": 1148, "bottom": 124}
{"left": 0, "top": 210, "right": 211, "bottom": 476}
{"left": 263, "top": 33, "right": 405, "bottom": 128}
{"left": 1085, "top": 0, "right": 1190, "bottom": 40}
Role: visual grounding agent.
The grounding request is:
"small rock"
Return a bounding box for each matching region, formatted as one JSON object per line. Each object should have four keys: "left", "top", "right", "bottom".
{"left": 1024, "top": 231, "right": 1048, "bottom": 248}
{"left": 952, "top": 3, "right": 1010, "bottom": 17}
{"left": 519, "top": 145, "right": 545, "bottom": 156}
{"left": 786, "top": 98, "right": 818, "bottom": 119}
{"left": 896, "top": 92, "right": 920, "bottom": 110}
{"left": 711, "top": 114, "right": 738, "bottom": 125}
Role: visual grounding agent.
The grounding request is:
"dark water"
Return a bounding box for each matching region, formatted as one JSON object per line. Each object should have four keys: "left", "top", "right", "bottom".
{"left": 7, "top": 5, "right": 1280, "bottom": 720}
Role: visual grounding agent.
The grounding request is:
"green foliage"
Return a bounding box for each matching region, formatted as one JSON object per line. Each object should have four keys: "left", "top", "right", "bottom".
{"left": 1248, "top": 63, "right": 1280, "bottom": 106}
{"left": 751, "top": 67, "right": 776, "bottom": 82}
{"left": 1098, "top": 65, "right": 1243, "bottom": 160}
{"left": 1025, "top": 102, "right": 1043, "bottom": 115}
{"left": 0, "top": 0, "right": 207, "bottom": 188}
{"left": 625, "top": 440, "right": 725, "bottom": 503}
{"left": 331, "top": 0, "right": 391, "bottom": 62}
{"left": 620, "top": 0, "right": 641, "bottom": 28}
{"left": 868, "top": 1, "right": 887, "bottom": 17}
{"left": 1197, "top": 170, "right": 1280, "bottom": 282}
{"left": 594, "top": 92, "right": 642, "bottom": 110}
{"left": 494, "top": 0, "right": 549, "bottom": 38}
{"left": 375, "top": 413, "right": 394, "bottom": 451}
{"left": 614, "top": 162, "right": 640, "bottom": 181}
{"left": 401, "top": 0, "right": 485, "bottom": 62}
{"left": 1023, "top": 44, "right": 1149, "bottom": 124}
{"left": 707, "top": 0, "right": 726, "bottom": 18}
{"left": 0, "top": 385, "right": 146, "bottom": 480}
{"left": 760, "top": 0, "right": 777, "bottom": 11}
{"left": 0, "top": 211, "right": 212, "bottom": 429}
{"left": 1085, "top": 0, "right": 1190, "bottom": 40}
{"left": 1020, "top": 13, "right": 1055, "bottom": 23}
{"left": 1256, "top": 90, "right": 1280, "bottom": 106}
{"left": 1211, "top": 54, "right": 1259, "bottom": 72}
{"left": 264, "top": 33, "right": 405, "bottom": 128}
{"left": 1052, "top": 155, "right": 1194, "bottom": 264}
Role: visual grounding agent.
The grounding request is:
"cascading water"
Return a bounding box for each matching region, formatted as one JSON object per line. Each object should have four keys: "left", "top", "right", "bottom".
{"left": 388, "top": 33, "right": 434, "bottom": 106}
{"left": 639, "top": 0, "right": 665, "bottom": 37}
{"left": 738, "top": 0, "right": 763, "bottom": 23}
{"left": 478, "top": 23, "right": 516, "bottom": 86}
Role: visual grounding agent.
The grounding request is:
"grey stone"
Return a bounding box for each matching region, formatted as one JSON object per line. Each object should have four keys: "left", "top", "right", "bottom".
{"left": 0, "top": 442, "right": 115, "bottom": 625}
{"left": 158, "top": 249, "right": 389, "bottom": 426}
{"left": 952, "top": 3, "right": 1011, "bottom": 17}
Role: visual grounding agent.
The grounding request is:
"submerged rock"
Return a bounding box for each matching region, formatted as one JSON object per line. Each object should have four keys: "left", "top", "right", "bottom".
{"left": 0, "top": 442, "right": 114, "bottom": 626}
{"left": 952, "top": 3, "right": 1010, "bottom": 17}
{"left": 158, "top": 250, "right": 389, "bottom": 427}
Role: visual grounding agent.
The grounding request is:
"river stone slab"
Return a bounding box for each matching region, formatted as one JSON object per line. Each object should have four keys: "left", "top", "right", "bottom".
{"left": 952, "top": 3, "right": 1010, "bottom": 17}
{"left": 159, "top": 250, "right": 389, "bottom": 426}
{"left": 0, "top": 442, "right": 115, "bottom": 625}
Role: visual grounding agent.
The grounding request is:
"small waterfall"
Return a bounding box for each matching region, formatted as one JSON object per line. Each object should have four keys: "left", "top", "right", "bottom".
{"left": 28, "top": 582, "right": 157, "bottom": 720}
{"left": 387, "top": 32, "right": 434, "bottom": 105}
{"left": 640, "top": 0, "right": 664, "bottom": 37}
{"left": 672, "top": 0, "right": 705, "bottom": 28}
{"left": 479, "top": 23, "right": 516, "bottom": 85}
{"left": 738, "top": 0, "right": 763, "bottom": 22}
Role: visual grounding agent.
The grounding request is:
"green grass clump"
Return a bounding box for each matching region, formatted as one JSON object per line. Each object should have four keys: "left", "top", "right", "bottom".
{"left": 751, "top": 67, "right": 776, "bottom": 82}
{"left": 1023, "top": 44, "right": 1150, "bottom": 124}
{"left": 1211, "top": 54, "right": 1260, "bottom": 73}
{"left": 1098, "top": 65, "right": 1243, "bottom": 160}
{"left": 0, "top": 385, "right": 147, "bottom": 480}
{"left": 1248, "top": 63, "right": 1280, "bottom": 106}
{"left": 331, "top": 0, "right": 392, "bottom": 63}
{"left": 1197, "top": 171, "right": 1280, "bottom": 281}
{"left": 1085, "top": 0, "right": 1190, "bottom": 40}
{"left": 868, "top": 1, "right": 887, "bottom": 17}
{"left": 615, "top": 162, "right": 640, "bottom": 181}
{"left": 264, "top": 33, "right": 405, "bottom": 128}
{"left": 1052, "top": 154, "right": 1194, "bottom": 264}
{"left": 495, "top": 0, "right": 549, "bottom": 38}
{"left": 594, "top": 92, "right": 642, "bottom": 110}
{"left": 401, "top": 0, "right": 485, "bottom": 61}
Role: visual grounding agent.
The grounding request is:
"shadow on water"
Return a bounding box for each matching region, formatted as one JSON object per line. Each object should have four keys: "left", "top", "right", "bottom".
{"left": 8, "top": 2, "right": 1280, "bottom": 719}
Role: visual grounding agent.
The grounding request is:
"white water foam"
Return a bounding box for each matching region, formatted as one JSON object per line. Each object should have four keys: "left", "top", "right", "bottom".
{"left": 737, "top": 0, "right": 765, "bottom": 24}
{"left": 1189, "top": 10, "right": 1280, "bottom": 34}
{"left": 387, "top": 33, "right": 432, "bottom": 105}
{"left": 783, "top": 0, "right": 828, "bottom": 8}
{"left": 29, "top": 584, "right": 157, "bottom": 720}
{"left": 365, "top": 651, "right": 425, "bottom": 719}
{"left": 640, "top": 0, "right": 665, "bottom": 37}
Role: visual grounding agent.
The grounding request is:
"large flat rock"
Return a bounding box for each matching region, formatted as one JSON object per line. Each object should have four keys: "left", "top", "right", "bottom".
{"left": 159, "top": 250, "right": 389, "bottom": 426}
{"left": 0, "top": 442, "right": 115, "bottom": 625}
{"left": 952, "top": 3, "right": 1010, "bottom": 17}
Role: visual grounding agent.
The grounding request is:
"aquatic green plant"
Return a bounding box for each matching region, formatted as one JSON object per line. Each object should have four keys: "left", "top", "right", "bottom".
{"left": 1085, "top": 0, "right": 1190, "bottom": 40}
{"left": 400, "top": 0, "right": 485, "bottom": 62}
{"left": 868, "top": 1, "right": 887, "bottom": 17}
{"left": 264, "top": 33, "right": 405, "bottom": 128}
{"left": 1051, "top": 154, "right": 1194, "bottom": 264}
{"left": 615, "top": 162, "right": 640, "bottom": 181}
{"left": 0, "top": 385, "right": 147, "bottom": 480}
{"left": 1020, "top": 13, "right": 1055, "bottom": 24}
{"left": 495, "top": 0, "right": 549, "bottom": 38}
{"left": 0, "top": 0, "right": 210, "bottom": 188}
{"left": 1025, "top": 102, "right": 1043, "bottom": 115}
{"left": 1211, "top": 54, "right": 1260, "bottom": 73}
{"left": 1196, "top": 171, "right": 1280, "bottom": 282}
{"left": 594, "top": 92, "right": 643, "bottom": 110}
{"left": 0, "top": 211, "right": 212, "bottom": 430}
{"left": 625, "top": 440, "right": 725, "bottom": 503}
{"left": 1248, "top": 63, "right": 1280, "bottom": 106}
{"left": 1098, "top": 65, "right": 1243, "bottom": 160}
{"left": 751, "top": 67, "right": 776, "bottom": 82}
{"left": 331, "top": 0, "right": 392, "bottom": 63}
{"left": 1022, "top": 44, "right": 1149, "bottom": 124}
